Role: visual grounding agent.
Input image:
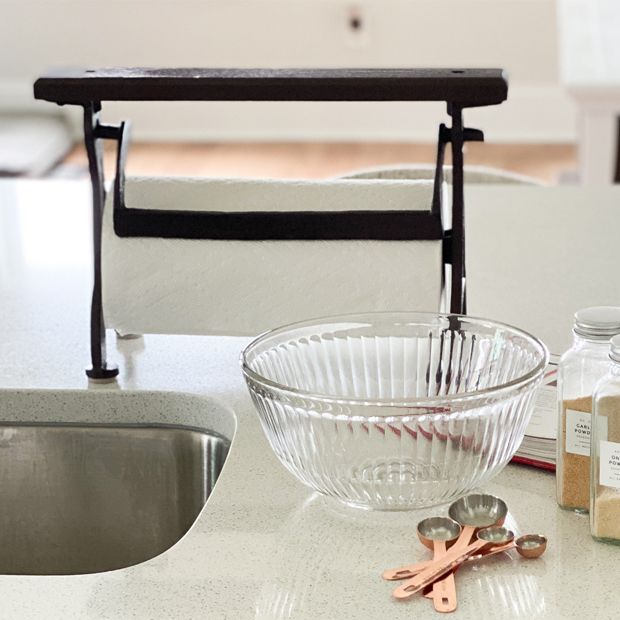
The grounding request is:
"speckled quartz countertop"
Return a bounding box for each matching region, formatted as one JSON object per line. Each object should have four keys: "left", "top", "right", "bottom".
{"left": 1, "top": 179, "right": 620, "bottom": 619}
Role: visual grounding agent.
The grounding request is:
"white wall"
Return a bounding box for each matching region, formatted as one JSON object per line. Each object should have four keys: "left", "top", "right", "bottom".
{"left": 0, "top": 0, "right": 576, "bottom": 142}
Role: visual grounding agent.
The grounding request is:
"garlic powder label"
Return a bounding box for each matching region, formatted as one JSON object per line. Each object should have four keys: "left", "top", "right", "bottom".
{"left": 600, "top": 441, "right": 620, "bottom": 489}
{"left": 566, "top": 409, "right": 591, "bottom": 456}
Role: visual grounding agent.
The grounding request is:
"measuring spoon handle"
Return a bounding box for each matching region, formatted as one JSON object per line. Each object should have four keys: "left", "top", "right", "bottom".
{"left": 382, "top": 560, "right": 433, "bottom": 580}
{"left": 385, "top": 539, "right": 515, "bottom": 582}
{"left": 468, "top": 541, "right": 515, "bottom": 560}
{"left": 430, "top": 523, "right": 475, "bottom": 611}
{"left": 392, "top": 540, "right": 488, "bottom": 600}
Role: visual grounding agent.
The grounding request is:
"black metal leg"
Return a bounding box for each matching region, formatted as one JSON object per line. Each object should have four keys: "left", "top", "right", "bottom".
{"left": 432, "top": 123, "right": 450, "bottom": 216}
{"left": 449, "top": 104, "right": 466, "bottom": 315}
{"left": 83, "top": 102, "right": 118, "bottom": 381}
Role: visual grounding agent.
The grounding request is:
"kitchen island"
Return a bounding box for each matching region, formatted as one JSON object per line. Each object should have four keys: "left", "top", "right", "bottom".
{"left": 0, "top": 179, "right": 618, "bottom": 619}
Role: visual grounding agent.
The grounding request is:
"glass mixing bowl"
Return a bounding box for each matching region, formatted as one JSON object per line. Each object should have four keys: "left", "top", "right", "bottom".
{"left": 241, "top": 312, "right": 548, "bottom": 510}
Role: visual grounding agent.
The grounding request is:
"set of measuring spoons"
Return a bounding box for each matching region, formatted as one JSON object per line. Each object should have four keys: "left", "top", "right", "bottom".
{"left": 382, "top": 494, "right": 547, "bottom": 613}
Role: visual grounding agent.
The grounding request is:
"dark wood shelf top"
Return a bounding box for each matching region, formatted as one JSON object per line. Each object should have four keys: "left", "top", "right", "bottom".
{"left": 34, "top": 67, "right": 508, "bottom": 106}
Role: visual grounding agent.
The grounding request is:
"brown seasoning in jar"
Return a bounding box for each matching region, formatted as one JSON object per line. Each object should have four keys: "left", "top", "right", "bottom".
{"left": 558, "top": 395, "right": 592, "bottom": 510}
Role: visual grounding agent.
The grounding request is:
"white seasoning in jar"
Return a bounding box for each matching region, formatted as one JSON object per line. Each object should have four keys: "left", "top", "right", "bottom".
{"left": 592, "top": 488, "right": 620, "bottom": 540}
{"left": 591, "top": 337, "right": 620, "bottom": 544}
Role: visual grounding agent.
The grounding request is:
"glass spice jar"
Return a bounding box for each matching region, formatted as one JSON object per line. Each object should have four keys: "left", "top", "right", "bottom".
{"left": 591, "top": 335, "right": 620, "bottom": 544}
{"left": 556, "top": 307, "right": 620, "bottom": 512}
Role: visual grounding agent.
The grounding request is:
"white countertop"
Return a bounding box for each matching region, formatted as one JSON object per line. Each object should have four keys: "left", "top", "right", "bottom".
{"left": 1, "top": 179, "right": 620, "bottom": 619}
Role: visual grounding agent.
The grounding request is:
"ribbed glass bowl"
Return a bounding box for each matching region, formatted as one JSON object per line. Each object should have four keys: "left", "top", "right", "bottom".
{"left": 241, "top": 312, "right": 548, "bottom": 510}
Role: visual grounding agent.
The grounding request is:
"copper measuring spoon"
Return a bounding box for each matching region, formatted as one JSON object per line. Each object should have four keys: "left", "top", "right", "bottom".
{"left": 426, "top": 493, "right": 508, "bottom": 605}
{"left": 415, "top": 517, "right": 462, "bottom": 613}
{"left": 383, "top": 494, "right": 508, "bottom": 583}
{"left": 392, "top": 526, "right": 516, "bottom": 600}
{"left": 384, "top": 532, "right": 547, "bottom": 582}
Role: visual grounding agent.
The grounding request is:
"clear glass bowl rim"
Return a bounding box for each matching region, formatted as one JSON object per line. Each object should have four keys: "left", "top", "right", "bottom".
{"left": 240, "top": 311, "right": 549, "bottom": 410}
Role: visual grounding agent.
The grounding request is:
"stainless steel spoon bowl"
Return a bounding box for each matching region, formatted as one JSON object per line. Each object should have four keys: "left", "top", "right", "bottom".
{"left": 448, "top": 494, "right": 508, "bottom": 529}
{"left": 417, "top": 517, "right": 462, "bottom": 550}
{"left": 514, "top": 534, "right": 547, "bottom": 558}
{"left": 477, "top": 526, "right": 515, "bottom": 545}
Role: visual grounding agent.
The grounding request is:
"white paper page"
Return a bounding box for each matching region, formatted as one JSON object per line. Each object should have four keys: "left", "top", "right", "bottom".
{"left": 524, "top": 357, "right": 558, "bottom": 440}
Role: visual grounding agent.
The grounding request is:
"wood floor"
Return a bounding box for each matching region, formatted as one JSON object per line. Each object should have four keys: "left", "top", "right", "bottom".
{"left": 64, "top": 142, "right": 576, "bottom": 184}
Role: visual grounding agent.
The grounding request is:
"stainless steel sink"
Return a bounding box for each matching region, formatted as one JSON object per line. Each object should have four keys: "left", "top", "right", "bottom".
{"left": 0, "top": 390, "right": 233, "bottom": 575}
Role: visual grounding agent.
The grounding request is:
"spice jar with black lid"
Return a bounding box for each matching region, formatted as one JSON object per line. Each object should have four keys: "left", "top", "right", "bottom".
{"left": 556, "top": 307, "right": 620, "bottom": 512}
{"left": 591, "top": 335, "right": 620, "bottom": 543}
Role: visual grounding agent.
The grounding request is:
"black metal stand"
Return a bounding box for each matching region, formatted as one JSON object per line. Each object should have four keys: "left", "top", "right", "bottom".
{"left": 433, "top": 113, "right": 484, "bottom": 316}
{"left": 34, "top": 67, "right": 508, "bottom": 380}
{"left": 83, "top": 103, "right": 119, "bottom": 380}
